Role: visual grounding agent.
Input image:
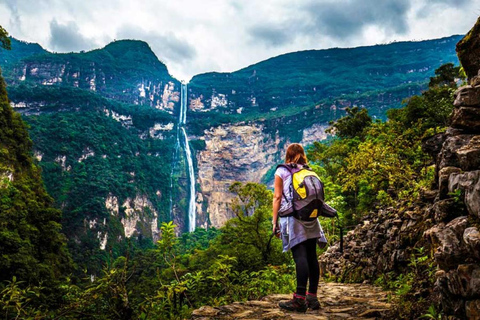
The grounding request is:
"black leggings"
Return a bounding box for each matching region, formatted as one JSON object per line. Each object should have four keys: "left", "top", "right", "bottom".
{"left": 291, "top": 238, "right": 319, "bottom": 296}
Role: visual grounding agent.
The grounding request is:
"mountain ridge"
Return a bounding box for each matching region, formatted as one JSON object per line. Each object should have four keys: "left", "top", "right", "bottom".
{"left": 188, "top": 34, "right": 462, "bottom": 120}
{"left": 5, "top": 34, "right": 463, "bottom": 85}
{"left": 191, "top": 34, "right": 464, "bottom": 79}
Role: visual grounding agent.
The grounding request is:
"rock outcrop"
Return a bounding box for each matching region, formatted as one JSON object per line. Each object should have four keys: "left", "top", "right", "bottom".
{"left": 421, "top": 22, "right": 480, "bottom": 318}
{"left": 456, "top": 16, "right": 480, "bottom": 80}
{"left": 319, "top": 198, "right": 434, "bottom": 284}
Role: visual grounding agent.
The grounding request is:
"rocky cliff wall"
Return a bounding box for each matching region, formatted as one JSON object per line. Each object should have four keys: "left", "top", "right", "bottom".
{"left": 11, "top": 60, "right": 179, "bottom": 111}
{"left": 319, "top": 93, "right": 480, "bottom": 319}
{"left": 421, "top": 24, "right": 480, "bottom": 317}
{"left": 4, "top": 40, "right": 181, "bottom": 111}
{"left": 194, "top": 121, "right": 328, "bottom": 229}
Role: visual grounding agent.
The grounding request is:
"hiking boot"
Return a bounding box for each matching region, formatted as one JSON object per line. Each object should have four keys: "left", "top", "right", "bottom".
{"left": 306, "top": 293, "right": 321, "bottom": 310}
{"left": 278, "top": 294, "right": 307, "bottom": 312}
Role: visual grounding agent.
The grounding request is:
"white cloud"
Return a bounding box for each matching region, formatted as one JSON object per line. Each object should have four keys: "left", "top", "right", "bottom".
{"left": 0, "top": 0, "right": 478, "bottom": 80}
{"left": 49, "top": 19, "right": 97, "bottom": 52}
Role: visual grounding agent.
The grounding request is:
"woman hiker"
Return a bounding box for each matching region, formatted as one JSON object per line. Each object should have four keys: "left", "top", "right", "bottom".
{"left": 272, "top": 143, "right": 333, "bottom": 312}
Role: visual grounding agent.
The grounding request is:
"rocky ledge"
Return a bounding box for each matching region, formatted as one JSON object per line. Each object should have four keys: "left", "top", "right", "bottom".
{"left": 190, "top": 282, "right": 391, "bottom": 320}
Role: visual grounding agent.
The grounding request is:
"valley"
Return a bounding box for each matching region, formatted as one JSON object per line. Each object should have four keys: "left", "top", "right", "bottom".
{"left": 0, "top": 35, "right": 462, "bottom": 272}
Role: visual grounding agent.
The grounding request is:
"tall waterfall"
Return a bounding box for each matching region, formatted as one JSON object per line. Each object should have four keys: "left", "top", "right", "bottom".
{"left": 182, "top": 126, "right": 196, "bottom": 232}
{"left": 168, "top": 131, "right": 179, "bottom": 221}
{"left": 171, "top": 82, "right": 196, "bottom": 232}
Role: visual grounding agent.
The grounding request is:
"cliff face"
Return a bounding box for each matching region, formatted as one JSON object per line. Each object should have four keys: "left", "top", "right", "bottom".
{"left": 422, "top": 21, "right": 480, "bottom": 318}
{"left": 7, "top": 83, "right": 178, "bottom": 274}
{"left": 8, "top": 40, "right": 180, "bottom": 110}
{"left": 195, "top": 121, "right": 328, "bottom": 228}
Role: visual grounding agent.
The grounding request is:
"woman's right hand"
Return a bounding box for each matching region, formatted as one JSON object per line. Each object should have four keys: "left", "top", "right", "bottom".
{"left": 272, "top": 223, "right": 280, "bottom": 238}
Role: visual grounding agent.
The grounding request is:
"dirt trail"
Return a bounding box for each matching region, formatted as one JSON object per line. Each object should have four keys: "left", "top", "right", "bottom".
{"left": 191, "top": 281, "right": 392, "bottom": 319}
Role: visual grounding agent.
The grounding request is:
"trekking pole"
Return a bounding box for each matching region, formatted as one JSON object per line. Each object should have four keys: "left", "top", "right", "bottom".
{"left": 336, "top": 215, "right": 343, "bottom": 254}
{"left": 339, "top": 226, "right": 344, "bottom": 254}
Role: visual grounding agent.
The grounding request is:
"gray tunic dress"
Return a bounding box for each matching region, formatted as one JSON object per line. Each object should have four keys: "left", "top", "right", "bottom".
{"left": 275, "top": 166, "right": 328, "bottom": 252}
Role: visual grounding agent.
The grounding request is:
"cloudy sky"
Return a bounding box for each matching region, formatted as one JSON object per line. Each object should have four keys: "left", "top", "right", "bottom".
{"left": 0, "top": 0, "right": 479, "bottom": 80}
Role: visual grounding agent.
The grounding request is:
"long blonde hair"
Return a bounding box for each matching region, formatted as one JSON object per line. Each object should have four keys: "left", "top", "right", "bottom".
{"left": 285, "top": 143, "right": 307, "bottom": 164}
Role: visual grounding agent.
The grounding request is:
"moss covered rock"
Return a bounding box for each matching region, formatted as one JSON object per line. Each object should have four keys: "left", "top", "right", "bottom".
{"left": 457, "top": 16, "right": 480, "bottom": 80}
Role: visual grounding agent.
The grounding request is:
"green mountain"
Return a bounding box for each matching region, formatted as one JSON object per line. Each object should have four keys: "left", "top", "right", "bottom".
{"left": 0, "top": 40, "right": 182, "bottom": 274}
{"left": 188, "top": 35, "right": 462, "bottom": 133}
{"left": 5, "top": 38, "right": 179, "bottom": 108}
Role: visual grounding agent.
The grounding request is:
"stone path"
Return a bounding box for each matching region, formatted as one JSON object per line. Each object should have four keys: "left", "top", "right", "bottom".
{"left": 191, "top": 282, "right": 392, "bottom": 320}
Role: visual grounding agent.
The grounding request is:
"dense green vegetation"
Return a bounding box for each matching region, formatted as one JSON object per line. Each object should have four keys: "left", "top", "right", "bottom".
{"left": 0, "top": 35, "right": 194, "bottom": 276}
{"left": 307, "top": 63, "right": 464, "bottom": 227}
{"left": 1, "top": 182, "right": 296, "bottom": 319}
{"left": 17, "top": 86, "right": 179, "bottom": 275}
{"left": 0, "top": 31, "right": 72, "bottom": 310}
{"left": 1, "top": 79, "right": 180, "bottom": 276}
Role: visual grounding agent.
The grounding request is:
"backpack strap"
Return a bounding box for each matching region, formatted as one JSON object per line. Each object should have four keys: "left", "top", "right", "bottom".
{"left": 275, "top": 164, "right": 291, "bottom": 204}
{"left": 276, "top": 163, "right": 304, "bottom": 174}
{"left": 276, "top": 163, "right": 292, "bottom": 173}
{"left": 275, "top": 163, "right": 302, "bottom": 213}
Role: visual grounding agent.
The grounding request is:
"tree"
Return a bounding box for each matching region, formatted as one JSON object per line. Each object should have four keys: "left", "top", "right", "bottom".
{"left": 217, "top": 182, "right": 286, "bottom": 269}
{"left": 428, "top": 63, "right": 465, "bottom": 88}
{"left": 327, "top": 106, "right": 372, "bottom": 140}
{"left": 187, "top": 182, "right": 287, "bottom": 273}
{"left": 388, "top": 64, "right": 461, "bottom": 130}
{"left": 0, "top": 25, "right": 11, "bottom": 50}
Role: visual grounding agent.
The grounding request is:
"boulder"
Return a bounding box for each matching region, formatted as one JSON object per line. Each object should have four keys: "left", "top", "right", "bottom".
{"left": 445, "top": 127, "right": 468, "bottom": 136}
{"left": 449, "top": 170, "right": 480, "bottom": 218}
{"left": 434, "top": 270, "right": 467, "bottom": 318}
{"left": 424, "top": 216, "right": 469, "bottom": 270}
{"left": 463, "top": 227, "right": 480, "bottom": 260}
{"left": 454, "top": 85, "right": 480, "bottom": 107}
{"left": 421, "top": 189, "right": 438, "bottom": 202}
{"left": 438, "top": 166, "right": 462, "bottom": 199}
{"left": 191, "top": 306, "right": 220, "bottom": 317}
{"left": 446, "top": 264, "right": 480, "bottom": 297}
{"left": 465, "top": 174, "right": 480, "bottom": 219}
{"left": 456, "top": 16, "right": 480, "bottom": 80}
{"left": 438, "top": 135, "right": 474, "bottom": 171}
{"left": 451, "top": 107, "right": 480, "bottom": 132}
{"left": 456, "top": 136, "right": 480, "bottom": 171}
{"left": 422, "top": 132, "right": 447, "bottom": 159}
{"left": 431, "top": 198, "right": 465, "bottom": 223}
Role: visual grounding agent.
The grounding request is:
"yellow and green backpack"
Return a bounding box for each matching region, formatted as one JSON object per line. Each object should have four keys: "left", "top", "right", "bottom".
{"left": 277, "top": 163, "right": 337, "bottom": 221}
